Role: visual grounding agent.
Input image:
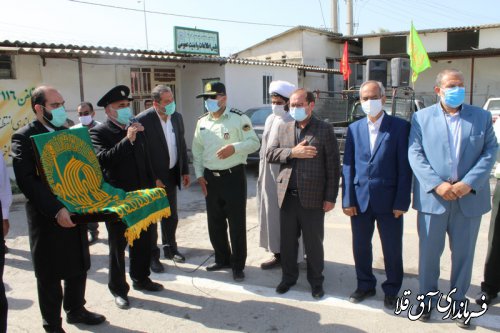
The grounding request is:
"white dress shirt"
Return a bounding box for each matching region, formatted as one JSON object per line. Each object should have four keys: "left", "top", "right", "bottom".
{"left": 367, "top": 112, "right": 385, "bottom": 154}
{"left": 493, "top": 120, "right": 500, "bottom": 178}
{"left": 156, "top": 112, "right": 178, "bottom": 169}
{"left": 0, "top": 158, "right": 12, "bottom": 219}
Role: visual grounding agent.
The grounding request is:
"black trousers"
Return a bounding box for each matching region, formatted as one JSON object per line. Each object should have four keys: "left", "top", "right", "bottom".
{"left": 482, "top": 179, "right": 500, "bottom": 295}
{"left": 151, "top": 173, "right": 179, "bottom": 260}
{"left": 37, "top": 273, "right": 86, "bottom": 332}
{"left": 87, "top": 222, "right": 98, "bottom": 233}
{"left": 106, "top": 220, "right": 152, "bottom": 297}
{"left": 280, "top": 191, "right": 325, "bottom": 288}
{"left": 0, "top": 205, "right": 6, "bottom": 333}
{"left": 204, "top": 164, "right": 247, "bottom": 271}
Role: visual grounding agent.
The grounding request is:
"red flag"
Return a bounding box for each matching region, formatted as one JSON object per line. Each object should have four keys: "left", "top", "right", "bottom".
{"left": 340, "top": 41, "right": 351, "bottom": 81}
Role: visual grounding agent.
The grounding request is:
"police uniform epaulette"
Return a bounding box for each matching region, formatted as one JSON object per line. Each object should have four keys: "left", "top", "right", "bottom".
{"left": 230, "top": 108, "right": 243, "bottom": 116}
{"left": 198, "top": 112, "right": 209, "bottom": 119}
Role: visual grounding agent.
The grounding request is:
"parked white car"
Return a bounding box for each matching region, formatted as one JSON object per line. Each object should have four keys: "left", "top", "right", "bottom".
{"left": 483, "top": 97, "right": 500, "bottom": 122}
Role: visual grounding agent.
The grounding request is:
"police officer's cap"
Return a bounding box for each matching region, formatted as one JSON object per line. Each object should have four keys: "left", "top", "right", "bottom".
{"left": 97, "top": 85, "right": 133, "bottom": 107}
{"left": 196, "top": 81, "right": 226, "bottom": 98}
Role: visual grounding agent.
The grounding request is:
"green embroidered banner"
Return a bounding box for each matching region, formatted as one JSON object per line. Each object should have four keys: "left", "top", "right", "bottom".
{"left": 31, "top": 127, "right": 170, "bottom": 245}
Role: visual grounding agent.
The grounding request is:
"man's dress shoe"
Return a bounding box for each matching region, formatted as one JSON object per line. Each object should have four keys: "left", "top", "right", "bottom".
{"left": 114, "top": 295, "right": 130, "bottom": 309}
{"left": 233, "top": 269, "right": 245, "bottom": 282}
{"left": 312, "top": 285, "right": 325, "bottom": 299}
{"left": 66, "top": 307, "right": 106, "bottom": 325}
{"left": 132, "top": 279, "right": 164, "bottom": 292}
{"left": 150, "top": 258, "right": 165, "bottom": 273}
{"left": 260, "top": 255, "right": 281, "bottom": 270}
{"left": 349, "top": 289, "right": 376, "bottom": 303}
{"left": 206, "top": 262, "right": 231, "bottom": 271}
{"left": 276, "top": 281, "right": 295, "bottom": 294}
{"left": 164, "top": 247, "right": 186, "bottom": 263}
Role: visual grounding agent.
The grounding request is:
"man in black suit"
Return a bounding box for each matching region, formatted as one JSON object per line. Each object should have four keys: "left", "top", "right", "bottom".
{"left": 136, "top": 85, "right": 190, "bottom": 273}
{"left": 11, "top": 86, "right": 105, "bottom": 333}
{"left": 89, "top": 85, "right": 163, "bottom": 310}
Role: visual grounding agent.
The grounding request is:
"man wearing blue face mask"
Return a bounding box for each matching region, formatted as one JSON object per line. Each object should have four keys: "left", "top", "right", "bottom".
{"left": 267, "top": 88, "right": 340, "bottom": 299}
{"left": 257, "top": 80, "right": 306, "bottom": 270}
{"left": 90, "top": 85, "right": 163, "bottom": 310}
{"left": 192, "top": 81, "right": 259, "bottom": 282}
{"left": 136, "top": 85, "right": 190, "bottom": 273}
{"left": 342, "top": 80, "right": 412, "bottom": 309}
{"left": 11, "top": 86, "right": 106, "bottom": 332}
{"left": 408, "top": 69, "right": 497, "bottom": 328}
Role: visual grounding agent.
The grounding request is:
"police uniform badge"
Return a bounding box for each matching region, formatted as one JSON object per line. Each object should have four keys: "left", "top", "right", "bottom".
{"left": 242, "top": 124, "right": 251, "bottom": 131}
{"left": 223, "top": 128, "right": 230, "bottom": 140}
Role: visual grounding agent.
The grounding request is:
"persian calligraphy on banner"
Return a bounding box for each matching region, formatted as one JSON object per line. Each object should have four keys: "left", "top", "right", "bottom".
{"left": 31, "top": 128, "right": 171, "bottom": 245}
{"left": 0, "top": 83, "right": 37, "bottom": 162}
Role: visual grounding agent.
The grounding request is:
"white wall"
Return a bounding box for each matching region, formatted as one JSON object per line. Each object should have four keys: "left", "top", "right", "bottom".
{"left": 179, "top": 63, "right": 225, "bottom": 148}
{"left": 236, "top": 29, "right": 346, "bottom": 92}
{"left": 81, "top": 60, "right": 119, "bottom": 123}
{"left": 301, "top": 31, "right": 341, "bottom": 91}
{"left": 363, "top": 37, "right": 380, "bottom": 56}
{"left": 409, "top": 57, "right": 500, "bottom": 108}
{"left": 13, "top": 55, "right": 42, "bottom": 83}
{"left": 479, "top": 28, "right": 500, "bottom": 48}
{"left": 469, "top": 57, "right": 500, "bottom": 106}
{"left": 40, "top": 58, "right": 80, "bottom": 114}
{"left": 418, "top": 32, "right": 447, "bottom": 52}
{"left": 236, "top": 30, "right": 304, "bottom": 63}
{"left": 224, "top": 64, "right": 297, "bottom": 111}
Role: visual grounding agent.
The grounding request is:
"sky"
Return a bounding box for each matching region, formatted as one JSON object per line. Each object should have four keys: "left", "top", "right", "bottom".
{"left": 1, "top": 0, "right": 499, "bottom": 56}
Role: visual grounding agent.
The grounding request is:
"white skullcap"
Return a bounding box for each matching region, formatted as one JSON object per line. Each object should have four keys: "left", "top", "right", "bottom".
{"left": 269, "top": 80, "right": 296, "bottom": 99}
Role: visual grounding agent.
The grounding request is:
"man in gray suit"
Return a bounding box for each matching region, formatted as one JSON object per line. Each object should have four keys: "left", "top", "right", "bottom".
{"left": 267, "top": 88, "right": 340, "bottom": 299}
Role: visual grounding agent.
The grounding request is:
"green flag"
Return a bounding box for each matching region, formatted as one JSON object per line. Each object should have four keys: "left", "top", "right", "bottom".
{"left": 31, "top": 128, "right": 171, "bottom": 246}
{"left": 407, "top": 22, "right": 431, "bottom": 82}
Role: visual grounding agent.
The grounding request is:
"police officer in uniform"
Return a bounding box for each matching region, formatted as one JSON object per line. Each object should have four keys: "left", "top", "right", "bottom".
{"left": 192, "top": 81, "right": 259, "bottom": 282}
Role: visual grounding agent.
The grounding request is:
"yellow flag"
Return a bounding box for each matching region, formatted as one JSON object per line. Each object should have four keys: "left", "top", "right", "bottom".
{"left": 407, "top": 22, "right": 431, "bottom": 82}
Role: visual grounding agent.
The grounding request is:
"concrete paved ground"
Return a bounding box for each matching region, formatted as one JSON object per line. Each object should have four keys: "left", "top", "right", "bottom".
{"left": 4, "top": 164, "right": 500, "bottom": 332}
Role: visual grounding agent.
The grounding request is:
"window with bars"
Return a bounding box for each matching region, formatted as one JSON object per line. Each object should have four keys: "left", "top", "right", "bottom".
{"left": 263, "top": 75, "right": 273, "bottom": 104}
{"left": 0, "top": 55, "right": 14, "bottom": 79}
{"left": 130, "top": 67, "right": 152, "bottom": 96}
{"left": 130, "top": 67, "right": 177, "bottom": 114}
{"left": 154, "top": 68, "right": 176, "bottom": 83}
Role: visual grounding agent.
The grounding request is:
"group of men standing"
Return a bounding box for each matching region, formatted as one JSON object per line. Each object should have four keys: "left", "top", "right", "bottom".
{"left": 9, "top": 83, "right": 192, "bottom": 332}
{"left": 3, "top": 67, "right": 500, "bottom": 332}
{"left": 256, "top": 69, "right": 499, "bottom": 329}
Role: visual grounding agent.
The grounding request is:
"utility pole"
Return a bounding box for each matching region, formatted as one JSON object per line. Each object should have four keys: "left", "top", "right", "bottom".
{"left": 141, "top": 0, "right": 149, "bottom": 49}
{"left": 346, "top": 0, "right": 353, "bottom": 35}
{"left": 331, "top": 0, "right": 338, "bottom": 33}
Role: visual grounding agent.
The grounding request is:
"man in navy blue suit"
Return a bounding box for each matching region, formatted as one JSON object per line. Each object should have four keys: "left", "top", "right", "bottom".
{"left": 342, "top": 80, "right": 412, "bottom": 309}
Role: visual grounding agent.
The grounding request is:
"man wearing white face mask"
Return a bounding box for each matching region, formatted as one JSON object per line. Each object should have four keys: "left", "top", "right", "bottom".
{"left": 71, "top": 102, "right": 101, "bottom": 245}
{"left": 409, "top": 69, "right": 497, "bottom": 328}
{"left": 90, "top": 85, "right": 164, "bottom": 310}
{"left": 342, "top": 80, "right": 412, "bottom": 309}
{"left": 72, "top": 102, "right": 101, "bottom": 130}
{"left": 192, "top": 81, "right": 259, "bottom": 282}
{"left": 257, "top": 80, "right": 305, "bottom": 270}
{"left": 136, "top": 85, "right": 190, "bottom": 273}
